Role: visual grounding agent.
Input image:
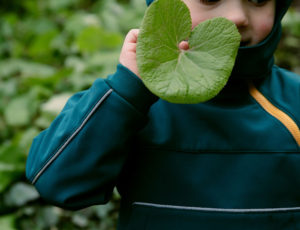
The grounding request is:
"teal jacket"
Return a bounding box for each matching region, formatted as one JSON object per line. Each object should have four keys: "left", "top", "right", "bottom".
{"left": 26, "top": 0, "right": 300, "bottom": 229}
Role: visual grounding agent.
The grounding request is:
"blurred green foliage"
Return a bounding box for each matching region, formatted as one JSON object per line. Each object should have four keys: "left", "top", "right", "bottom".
{"left": 0, "top": 0, "right": 299, "bottom": 229}
{"left": 276, "top": 9, "right": 300, "bottom": 74}
{"left": 0, "top": 0, "right": 146, "bottom": 229}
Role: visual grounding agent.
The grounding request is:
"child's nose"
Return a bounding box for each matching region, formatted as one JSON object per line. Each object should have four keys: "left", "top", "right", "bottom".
{"left": 224, "top": 4, "right": 249, "bottom": 28}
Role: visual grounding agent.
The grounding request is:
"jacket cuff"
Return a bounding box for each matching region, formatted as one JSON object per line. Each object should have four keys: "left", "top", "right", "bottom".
{"left": 105, "top": 64, "right": 158, "bottom": 114}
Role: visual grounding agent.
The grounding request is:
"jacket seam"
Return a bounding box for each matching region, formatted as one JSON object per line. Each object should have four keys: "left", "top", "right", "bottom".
{"left": 133, "top": 202, "right": 300, "bottom": 214}
{"left": 140, "top": 146, "right": 299, "bottom": 154}
{"left": 31, "top": 88, "right": 113, "bottom": 184}
{"left": 105, "top": 81, "right": 147, "bottom": 117}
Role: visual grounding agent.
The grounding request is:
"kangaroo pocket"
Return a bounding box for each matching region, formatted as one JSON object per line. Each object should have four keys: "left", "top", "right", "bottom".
{"left": 127, "top": 202, "right": 300, "bottom": 230}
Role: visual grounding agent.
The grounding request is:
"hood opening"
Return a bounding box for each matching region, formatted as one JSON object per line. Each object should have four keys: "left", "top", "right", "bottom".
{"left": 145, "top": 0, "right": 293, "bottom": 79}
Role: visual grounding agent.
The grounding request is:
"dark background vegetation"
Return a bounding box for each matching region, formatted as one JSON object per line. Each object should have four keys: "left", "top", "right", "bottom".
{"left": 0, "top": 0, "right": 299, "bottom": 229}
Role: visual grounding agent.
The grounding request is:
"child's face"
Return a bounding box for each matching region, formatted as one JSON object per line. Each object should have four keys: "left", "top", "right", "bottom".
{"left": 182, "top": 0, "right": 276, "bottom": 46}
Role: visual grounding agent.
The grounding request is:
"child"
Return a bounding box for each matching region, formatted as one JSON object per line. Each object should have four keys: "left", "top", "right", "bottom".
{"left": 26, "top": 0, "right": 300, "bottom": 229}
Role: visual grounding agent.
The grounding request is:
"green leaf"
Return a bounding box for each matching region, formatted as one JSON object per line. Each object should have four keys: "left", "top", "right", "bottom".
{"left": 76, "top": 26, "right": 105, "bottom": 53}
{"left": 0, "top": 80, "right": 17, "bottom": 98}
{"left": 0, "top": 59, "right": 56, "bottom": 79}
{"left": 18, "top": 128, "right": 41, "bottom": 153}
{"left": 0, "top": 215, "right": 17, "bottom": 230}
{"left": 23, "top": 68, "right": 72, "bottom": 89}
{"left": 4, "top": 94, "right": 37, "bottom": 127}
{"left": 72, "top": 213, "right": 89, "bottom": 228}
{"left": 28, "top": 30, "right": 59, "bottom": 60}
{"left": 4, "top": 182, "right": 39, "bottom": 207}
{"left": 137, "top": 0, "right": 240, "bottom": 104}
{"left": 94, "top": 203, "right": 114, "bottom": 219}
{"left": 65, "top": 13, "right": 101, "bottom": 36}
{"left": 47, "top": 0, "right": 80, "bottom": 11}
{"left": 36, "top": 206, "right": 61, "bottom": 228}
{"left": 0, "top": 144, "right": 25, "bottom": 193}
{"left": 76, "top": 26, "right": 123, "bottom": 53}
{"left": 85, "top": 51, "right": 120, "bottom": 77}
{"left": 282, "top": 10, "right": 300, "bottom": 37}
{"left": 41, "top": 93, "right": 72, "bottom": 116}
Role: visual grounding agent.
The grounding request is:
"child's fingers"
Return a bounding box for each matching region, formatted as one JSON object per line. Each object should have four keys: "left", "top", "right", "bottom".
{"left": 119, "top": 29, "right": 141, "bottom": 78}
{"left": 124, "top": 29, "right": 140, "bottom": 44}
{"left": 121, "top": 29, "right": 139, "bottom": 53}
{"left": 178, "top": 41, "right": 189, "bottom": 50}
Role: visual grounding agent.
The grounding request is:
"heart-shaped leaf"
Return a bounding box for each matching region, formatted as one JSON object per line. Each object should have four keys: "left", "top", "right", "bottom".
{"left": 137, "top": 0, "right": 241, "bottom": 103}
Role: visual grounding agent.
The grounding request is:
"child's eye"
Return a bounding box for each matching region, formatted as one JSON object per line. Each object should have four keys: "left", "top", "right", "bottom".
{"left": 249, "top": 0, "right": 271, "bottom": 6}
{"left": 199, "top": 0, "right": 220, "bottom": 5}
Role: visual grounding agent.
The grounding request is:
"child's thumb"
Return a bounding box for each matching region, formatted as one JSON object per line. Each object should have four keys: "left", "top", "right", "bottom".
{"left": 124, "top": 29, "right": 140, "bottom": 44}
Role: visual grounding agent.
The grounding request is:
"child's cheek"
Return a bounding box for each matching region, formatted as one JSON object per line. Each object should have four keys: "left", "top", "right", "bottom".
{"left": 191, "top": 19, "right": 205, "bottom": 29}
{"left": 257, "top": 19, "right": 274, "bottom": 41}
{"left": 190, "top": 14, "right": 213, "bottom": 30}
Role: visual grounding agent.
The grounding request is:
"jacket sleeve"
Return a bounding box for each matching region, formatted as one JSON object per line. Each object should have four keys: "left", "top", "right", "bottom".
{"left": 26, "top": 64, "right": 158, "bottom": 210}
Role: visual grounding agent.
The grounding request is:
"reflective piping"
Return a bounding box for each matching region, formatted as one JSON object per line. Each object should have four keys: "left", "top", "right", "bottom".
{"left": 32, "top": 89, "right": 113, "bottom": 184}
{"left": 133, "top": 202, "right": 300, "bottom": 213}
{"left": 249, "top": 82, "right": 300, "bottom": 147}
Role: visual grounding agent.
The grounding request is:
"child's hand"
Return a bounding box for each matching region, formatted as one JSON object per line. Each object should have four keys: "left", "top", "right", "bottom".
{"left": 119, "top": 29, "right": 141, "bottom": 79}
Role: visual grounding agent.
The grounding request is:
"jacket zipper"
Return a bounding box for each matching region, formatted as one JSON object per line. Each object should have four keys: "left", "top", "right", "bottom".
{"left": 248, "top": 81, "right": 300, "bottom": 147}
{"left": 133, "top": 202, "right": 300, "bottom": 213}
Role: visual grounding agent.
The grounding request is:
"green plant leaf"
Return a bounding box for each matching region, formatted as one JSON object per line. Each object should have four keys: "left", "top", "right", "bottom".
{"left": 41, "top": 93, "right": 72, "bottom": 116}
{"left": 0, "top": 144, "right": 25, "bottom": 193}
{"left": 76, "top": 26, "right": 123, "bottom": 53}
{"left": 0, "top": 59, "right": 56, "bottom": 79}
{"left": 47, "top": 0, "right": 80, "bottom": 11}
{"left": 28, "top": 30, "right": 59, "bottom": 60}
{"left": 137, "top": 0, "right": 241, "bottom": 104}
{"left": 4, "top": 182, "right": 39, "bottom": 207}
{"left": 4, "top": 95, "right": 37, "bottom": 127}
{"left": 0, "top": 215, "right": 17, "bottom": 230}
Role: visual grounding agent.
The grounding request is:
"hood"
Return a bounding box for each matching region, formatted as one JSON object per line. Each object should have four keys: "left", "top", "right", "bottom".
{"left": 145, "top": 0, "right": 292, "bottom": 80}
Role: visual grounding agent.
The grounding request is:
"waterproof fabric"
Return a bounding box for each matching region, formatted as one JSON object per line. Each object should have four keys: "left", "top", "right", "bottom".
{"left": 26, "top": 0, "right": 300, "bottom": 229}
